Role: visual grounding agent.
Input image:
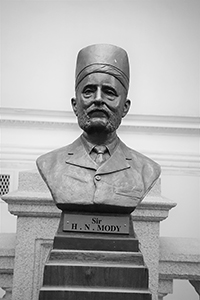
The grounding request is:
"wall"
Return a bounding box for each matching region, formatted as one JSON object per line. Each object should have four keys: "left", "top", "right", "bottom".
{"left": 1, "top": 0, "right": 199, "bottom": 116}
{"left": 0, "top": 0, "right": 199, "bottom": 299}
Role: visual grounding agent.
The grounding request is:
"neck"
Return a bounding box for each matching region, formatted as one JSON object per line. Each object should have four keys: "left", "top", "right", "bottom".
{"left": 83, "top": 131, "right": 117, "bottom": 145}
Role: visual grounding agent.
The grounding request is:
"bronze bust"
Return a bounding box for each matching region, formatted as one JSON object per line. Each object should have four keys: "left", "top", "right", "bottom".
{"left": 36, "top": 44, "right": 161, "bottom": 213}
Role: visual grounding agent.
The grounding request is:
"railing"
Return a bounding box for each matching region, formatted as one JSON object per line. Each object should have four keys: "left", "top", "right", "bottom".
{"left": 0, "top": 233, "right": 15, "bottom": 300}
{"left": 158, "top": 237, "right": 200, "bottom": 299}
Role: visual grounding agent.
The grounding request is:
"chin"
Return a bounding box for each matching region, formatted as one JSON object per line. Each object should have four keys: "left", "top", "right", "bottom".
{"left": 85, "top": 124, "right": 109, "bottom": 134}
{"left": 78, "top": 116, "right": 120, "bottom": 134}
{"left": 84, "top": 123, "right": 112, "bottom": 134}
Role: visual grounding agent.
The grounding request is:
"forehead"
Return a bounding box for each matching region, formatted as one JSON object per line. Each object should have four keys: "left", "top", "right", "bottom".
{"left": 77, "top": 73, "right": 125, "bottom": 92}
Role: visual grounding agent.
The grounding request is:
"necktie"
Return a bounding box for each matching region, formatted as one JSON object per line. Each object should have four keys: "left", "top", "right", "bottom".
{"left": 93, "top": 145, "right": 107, "bottom": 165}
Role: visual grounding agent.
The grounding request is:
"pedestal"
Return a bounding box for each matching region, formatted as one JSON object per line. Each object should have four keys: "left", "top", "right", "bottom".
{"left": 39, "top": 211, "right": 152, "bottom": 300}
{"left": 2, "top": 171, "right": 177, "bottom": 300}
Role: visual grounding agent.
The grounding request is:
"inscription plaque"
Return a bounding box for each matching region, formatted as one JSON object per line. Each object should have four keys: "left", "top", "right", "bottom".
{"left": 63, "top": 213, "right": 129, "bottom": 234}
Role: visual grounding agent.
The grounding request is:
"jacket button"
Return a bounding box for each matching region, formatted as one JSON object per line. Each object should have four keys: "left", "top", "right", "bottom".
{"left": 95, "top": 175, "right": 101, "bottom": 181}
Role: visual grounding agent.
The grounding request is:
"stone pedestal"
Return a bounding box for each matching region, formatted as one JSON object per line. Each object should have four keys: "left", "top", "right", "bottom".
{"left": 39, "top": 212, "right": 152, "bottom": 300}
{"left": 2, "top": 170, "right": 176, "bottom": 300}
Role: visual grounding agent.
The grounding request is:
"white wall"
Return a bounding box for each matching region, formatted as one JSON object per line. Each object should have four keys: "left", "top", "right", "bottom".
{"left": 1, "top": 1, "right": 199, "bottom": 299}
{"left": 1, "top": 0, "right": 199, "bottom": 116}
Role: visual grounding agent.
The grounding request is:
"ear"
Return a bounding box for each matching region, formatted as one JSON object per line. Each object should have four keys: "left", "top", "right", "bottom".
{"left": 122, "top": 99, "right": 131, "bottom": 118}
{"left": 71, "top": 98, "right": 78, "bottom": 116}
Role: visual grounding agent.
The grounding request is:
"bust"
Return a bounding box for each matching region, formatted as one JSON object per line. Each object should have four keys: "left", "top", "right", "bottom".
{"left": 36, "top": 44, "right": 161, "bottom": 213}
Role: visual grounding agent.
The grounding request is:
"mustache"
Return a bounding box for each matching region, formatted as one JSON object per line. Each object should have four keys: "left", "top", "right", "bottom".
{"left": 87, "top": 106, "right": 110, "bottom": 117}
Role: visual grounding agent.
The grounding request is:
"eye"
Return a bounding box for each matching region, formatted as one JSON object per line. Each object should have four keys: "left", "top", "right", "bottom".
{"left": 103, "top": 86, "right": 118, "bottom": 99}
{"left": 82, "top": 85, "right": 96, "bottom": 98}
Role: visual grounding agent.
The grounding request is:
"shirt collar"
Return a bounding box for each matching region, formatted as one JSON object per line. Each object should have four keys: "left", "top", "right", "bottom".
{"left": 80, "top": 134, "right": 119, "bottom": 156}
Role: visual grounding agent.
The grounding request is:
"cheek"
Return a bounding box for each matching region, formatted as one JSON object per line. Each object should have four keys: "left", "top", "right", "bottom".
{"left": 80, "top": 96, "right": 93, "bottom": 108}
{"left": 76, "top": 98, "right": 88, "bottom": 111}
{"left": 105, "top": 98, "right": 123, "bottom": 112}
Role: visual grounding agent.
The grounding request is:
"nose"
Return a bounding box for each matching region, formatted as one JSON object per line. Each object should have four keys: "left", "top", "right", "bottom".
{"left": 94, "top": 87, "right": 103, "bottom": 104}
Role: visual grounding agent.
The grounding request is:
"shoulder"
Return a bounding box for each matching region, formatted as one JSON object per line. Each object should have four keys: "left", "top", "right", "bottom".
{"left": 121, "top": 140, "right": 159, "bottom": 167}
{"left": 36, "top": 137, "right": 82, "bottom": 173}
{"left": 36, "top": 145, "right": 68, "bottom": 169}
{"left": 119, "top": 140, "right": 161, "bottom": 190}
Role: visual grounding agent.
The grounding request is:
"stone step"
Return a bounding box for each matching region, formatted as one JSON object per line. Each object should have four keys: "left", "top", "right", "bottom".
{"left": 53, "top": 234, "right": 139, "bottom": 251}
{"left": 43, "top": 263, "right": 149, "bottom": 289}
{"left": 39, "top": 286, "right": 152, "bottom": 300}
{"left": 49, "top": 249, "right": 144, "bottom": 265}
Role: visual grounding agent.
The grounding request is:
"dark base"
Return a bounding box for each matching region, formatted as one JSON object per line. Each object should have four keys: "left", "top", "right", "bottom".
{"left": 39, "top": 289, "right": 152, "bottom": 300}
{"left": 57, "top": 203, "right": 136, "bottom": 214}
{"left": 39, "top": 211, "right": 152, "bottom": 300}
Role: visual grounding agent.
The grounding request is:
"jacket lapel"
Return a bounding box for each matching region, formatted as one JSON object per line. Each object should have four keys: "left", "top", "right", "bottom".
{"left": 65, "top": 137, "right": 97, "bottom": 170}
{"left": 97, "top": 140, "right": 132, "bottom": 174}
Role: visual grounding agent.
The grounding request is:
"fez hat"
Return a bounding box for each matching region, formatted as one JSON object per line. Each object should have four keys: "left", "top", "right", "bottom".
{"left": 75, "top": 44, "right": 130, "bottom": 91}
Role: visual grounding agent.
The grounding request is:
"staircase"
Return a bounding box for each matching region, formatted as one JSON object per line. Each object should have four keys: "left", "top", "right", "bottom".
{"left": 39, "top": 212, "right": 152, "bottom": 300}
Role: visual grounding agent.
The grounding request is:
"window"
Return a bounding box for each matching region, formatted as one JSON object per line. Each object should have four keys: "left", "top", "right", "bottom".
{"left": 0, "top": 174, "right": 11, "bottom": 196}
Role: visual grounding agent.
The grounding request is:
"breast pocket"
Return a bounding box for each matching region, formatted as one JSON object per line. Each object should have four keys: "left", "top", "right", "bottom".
{"left": 111, "top": 170, "right": 144, "bottom": 199}
{"left": 114, "top": 185, "right": 144, "bottom": 198}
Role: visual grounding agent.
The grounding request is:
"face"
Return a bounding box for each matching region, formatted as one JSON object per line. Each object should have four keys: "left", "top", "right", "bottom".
{"left": 71, "top": 73, "right": 130, "bottom": 134}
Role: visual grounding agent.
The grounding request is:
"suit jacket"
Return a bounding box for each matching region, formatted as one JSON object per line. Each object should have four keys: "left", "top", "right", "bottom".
{"left": 36, "top": 136, "right": 161, "bottom": 213}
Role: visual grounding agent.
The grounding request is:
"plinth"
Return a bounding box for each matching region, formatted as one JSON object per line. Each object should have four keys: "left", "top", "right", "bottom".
{"left": 39, "top": 211, "right": 152, "bottom": 300}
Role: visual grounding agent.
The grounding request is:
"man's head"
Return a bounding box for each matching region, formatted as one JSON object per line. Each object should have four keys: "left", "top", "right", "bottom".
{"left": 71, "top": 44, "right": 131, "bottom": 135}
